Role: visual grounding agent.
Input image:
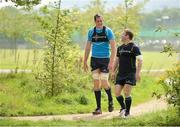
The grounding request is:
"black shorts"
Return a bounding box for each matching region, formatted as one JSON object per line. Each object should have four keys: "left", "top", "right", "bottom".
{"left": 90, "top": 57, "right": 109, "bottom": 73}
{"left": 115, "top": 73, "right": 136, "bottom": 86}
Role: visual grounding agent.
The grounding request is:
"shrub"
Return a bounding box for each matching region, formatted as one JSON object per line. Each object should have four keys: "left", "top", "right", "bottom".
{"left": 159, "top": 63, "right": 180, "bottom": 115}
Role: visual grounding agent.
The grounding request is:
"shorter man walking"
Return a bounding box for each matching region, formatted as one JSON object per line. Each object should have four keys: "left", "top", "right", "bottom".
{"left": 113, "top": 29, "right": 143, "bottom": 117}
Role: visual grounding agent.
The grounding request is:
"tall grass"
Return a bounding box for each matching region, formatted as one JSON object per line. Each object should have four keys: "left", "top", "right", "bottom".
{"left": 0, "top": 73, "right": 163, "bottom": 116}
{"left": 0, "top": 49, "right": 43, "bottom": 69}
{"left": 0, "top": 49, "right": 177, "bottom": 69}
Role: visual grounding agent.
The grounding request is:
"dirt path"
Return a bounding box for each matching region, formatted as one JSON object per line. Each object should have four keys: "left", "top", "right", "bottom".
{"left": 1, "top": 99, "right": 167, "bottom": 121}
{"left": 0, "top": 69, "right": 32, "bottom": 73}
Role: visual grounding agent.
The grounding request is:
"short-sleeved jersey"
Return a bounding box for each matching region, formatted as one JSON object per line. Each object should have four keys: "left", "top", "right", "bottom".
{"left": 87, "top": 26, "right": 115, "bottom": 58}
{"left": 117, "top": 42, "right": 142, "bottom": 74}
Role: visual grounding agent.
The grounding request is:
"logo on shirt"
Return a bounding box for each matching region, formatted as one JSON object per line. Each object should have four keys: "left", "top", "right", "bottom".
{"left": 92, "top": 34, "right": 107, "bottom": 41}
{"left": 119, "top": 49, "right": 131, "bottom": 55}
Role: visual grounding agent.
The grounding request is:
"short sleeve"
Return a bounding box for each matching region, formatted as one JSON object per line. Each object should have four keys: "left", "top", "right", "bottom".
{"left": 133, "top": 46, "right": 142, "bottom": 56}
{"left": 107, "top": 28, "right": 115, "bottom": 40}
{"left": 87, "top": 29, "right": 93, "bottom": 42}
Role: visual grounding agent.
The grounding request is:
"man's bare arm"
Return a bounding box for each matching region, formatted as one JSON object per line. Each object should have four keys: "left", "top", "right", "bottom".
{"left": 136, "top": 55, "right": 143, "bottom": 81}
{"left": 83, "top": 41, "right": 91, "bottom": 72}
{"left": 114, "top": 57, "right": 119, "bottom": 72}
{"left": 109, "top": 40, "right": 116, "bottom": 71}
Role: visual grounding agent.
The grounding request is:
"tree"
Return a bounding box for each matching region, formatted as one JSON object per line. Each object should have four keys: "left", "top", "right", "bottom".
{"left": 35, "top": 1, "right": 84, "bottom": 96}
{"left": 105, "top": 0, "right": 147, "bottom": 42}
{"left": 73, "top": 0, "right": 144, "bottom": 47}
{"left": 75, "top": 0, "right": 106, "bottom": 35}
{"left": 3, "top": 0, "right": 40, "bottom": 9}
{"left": 0, "top": 7, "right": 26, "bottom": 62}
{"left": 141, "top": 8, "right": 180, "bottom": 29}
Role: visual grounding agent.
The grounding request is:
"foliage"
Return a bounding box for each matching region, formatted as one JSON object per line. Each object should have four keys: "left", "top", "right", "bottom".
{"left": 105, "top": 0, "right": 145, "bottom": 42}
{"left": 0, "top": 7, "right": 25, "bottom": 62}
{"left": 154, "top": 25, "right": 179, "bottom": 56}
{"left": 4, "top": 0, "right": 40, "bottom": 9}
{"left": 0, "top": 0, "right": 145, "bottom": 48}
{"left": 158, "top": 63, "right": 180, "bottom": 115}
{"left": 34, "top": 1, "right": 89, "bottom": 96}
{"left": 0, "top": 6, "right": 41, "bottom": 67}
{"left": 141, "top": 8, "right": 180, "bottom": 29}
{"left": 160, "top": 43, "right": 176, "bottom": 56}
{"left": 73, "top": 0, "right": 144, "bottom": 44}
{"left": 73, "top": 0, "right": 106, "bottom": 35}
{"left": 0, "top": 73, "right": 163, "bottom": 116}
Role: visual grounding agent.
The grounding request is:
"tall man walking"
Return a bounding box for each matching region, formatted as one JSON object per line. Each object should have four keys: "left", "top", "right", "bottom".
{"left": 83, "top": 14, "right": 116, "bottom": 115}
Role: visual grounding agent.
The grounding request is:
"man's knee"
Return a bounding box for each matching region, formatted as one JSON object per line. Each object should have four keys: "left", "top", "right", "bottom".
{"left": 124, "top": 90, "right": 131, "bottom": 97}
{"left": 100, "top": 73, "right": 109, "bottom": 80}
{"left": 115, "top": 90, "right": 120, "bottom": 97}
{"left": 100, "top": 73, "right": 110, "bottom": 89}
{"left": 92, "top": 72, "right": 100, "bottom": 80}
{"left": 124, "top": 84, "right": 132, "bottom": 97}
{"left": 115, "top": 86, "right": 123, "bottom": 97}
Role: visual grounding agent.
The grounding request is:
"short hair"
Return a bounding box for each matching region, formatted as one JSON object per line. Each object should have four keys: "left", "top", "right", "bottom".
{"left": 94, "top": 14, "right": 102, "bottom": 21}
{"left": 124, "top": 29, "right": 134, "bottom": 40}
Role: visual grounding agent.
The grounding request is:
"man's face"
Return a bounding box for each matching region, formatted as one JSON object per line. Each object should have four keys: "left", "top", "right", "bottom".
{"left": 95, "top": 17, "right": 103, "bottom": 27}
{"left": 121, "top": 32, "right": 128, "bottom": 42}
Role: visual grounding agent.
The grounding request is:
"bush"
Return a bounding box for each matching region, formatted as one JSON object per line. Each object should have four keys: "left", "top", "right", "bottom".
{"left": 159, "top": 63, "right": 180, "bottom": 115}
{"left": 54, "top": 96, "right": 74, "bottom": 105}
{"left": 76, "top": 95, "right": 89, "bottom": 105}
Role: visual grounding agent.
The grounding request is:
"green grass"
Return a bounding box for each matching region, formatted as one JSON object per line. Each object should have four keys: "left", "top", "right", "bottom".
{"left": 0, "top": 49, "right": 43, "bottom": 69}
{"left": 0, "top": 73, "right": 163, "bottom": 116}
{"left": 142, "top": 51, "right": 177, "bottom": 70}
{"left": 0, "top": 49, "right": 176, "bottom": 126}
{"left": 0, "top": 108, "right": 179, "bottom": 126}
{"left": 0, "top": 49, "right": 178, "bottom": 69}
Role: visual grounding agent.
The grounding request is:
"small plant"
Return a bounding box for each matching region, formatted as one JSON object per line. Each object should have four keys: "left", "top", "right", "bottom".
{"left": 54, "top": 95, "right": 74, "bottom": 105}
{"left": 158, "top": 63, "right": 180, "bottom": 115}
{"left": 76, "top": 95, "right": 89, "bottom": 105}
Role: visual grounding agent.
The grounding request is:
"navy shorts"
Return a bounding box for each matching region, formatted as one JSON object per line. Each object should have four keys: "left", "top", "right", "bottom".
{"left": 115, "top": 73, "right": 136, "bottom": 86}
{"left": 90, "top": 57, "right": 109, "bottom": 73}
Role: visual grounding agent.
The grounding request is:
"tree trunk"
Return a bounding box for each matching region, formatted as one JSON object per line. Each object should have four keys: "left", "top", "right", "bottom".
{"left": 51, "top": 0, "right": 62, "bottom": 96}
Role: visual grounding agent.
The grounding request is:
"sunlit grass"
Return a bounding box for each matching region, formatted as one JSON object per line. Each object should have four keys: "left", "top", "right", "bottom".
{"left": 0, "top": 49, "right": 177, "bottom": 70}
{"left": 0, "top": 73, "right": 163, "bottom": 116}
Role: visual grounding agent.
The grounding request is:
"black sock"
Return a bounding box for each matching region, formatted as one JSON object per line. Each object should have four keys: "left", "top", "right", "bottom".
{"left": 116, "top": 95, "right": 125, "bottom": 109}
{"left": 125, "top": 96, "right": 132, "bottom": 114}
{"left": 94, "top": 90, "right": 101, "bottom": 109}
{"left": 105, "top": 88, "right": 113, "bottom": 104}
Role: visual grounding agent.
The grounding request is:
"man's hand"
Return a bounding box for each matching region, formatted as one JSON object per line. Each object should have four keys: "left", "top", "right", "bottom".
{"left": 108, "top": 61, "right": 114, "bottom": 72}
{"left": 83, "top": 61, "right": 89, "bottom": 72}
{"left": 109, "top": 40, "right": 116, "bottom": 72}
{"left": 136, "top": 72, "right": 141, "bottom": 82}
{"left": 136, "top": 58, "right": 143, "bottom": 82}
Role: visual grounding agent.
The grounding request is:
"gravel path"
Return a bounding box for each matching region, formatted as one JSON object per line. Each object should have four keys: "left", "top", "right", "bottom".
{"left": 0, "top": 99, "right": 167, "bottom": 121}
